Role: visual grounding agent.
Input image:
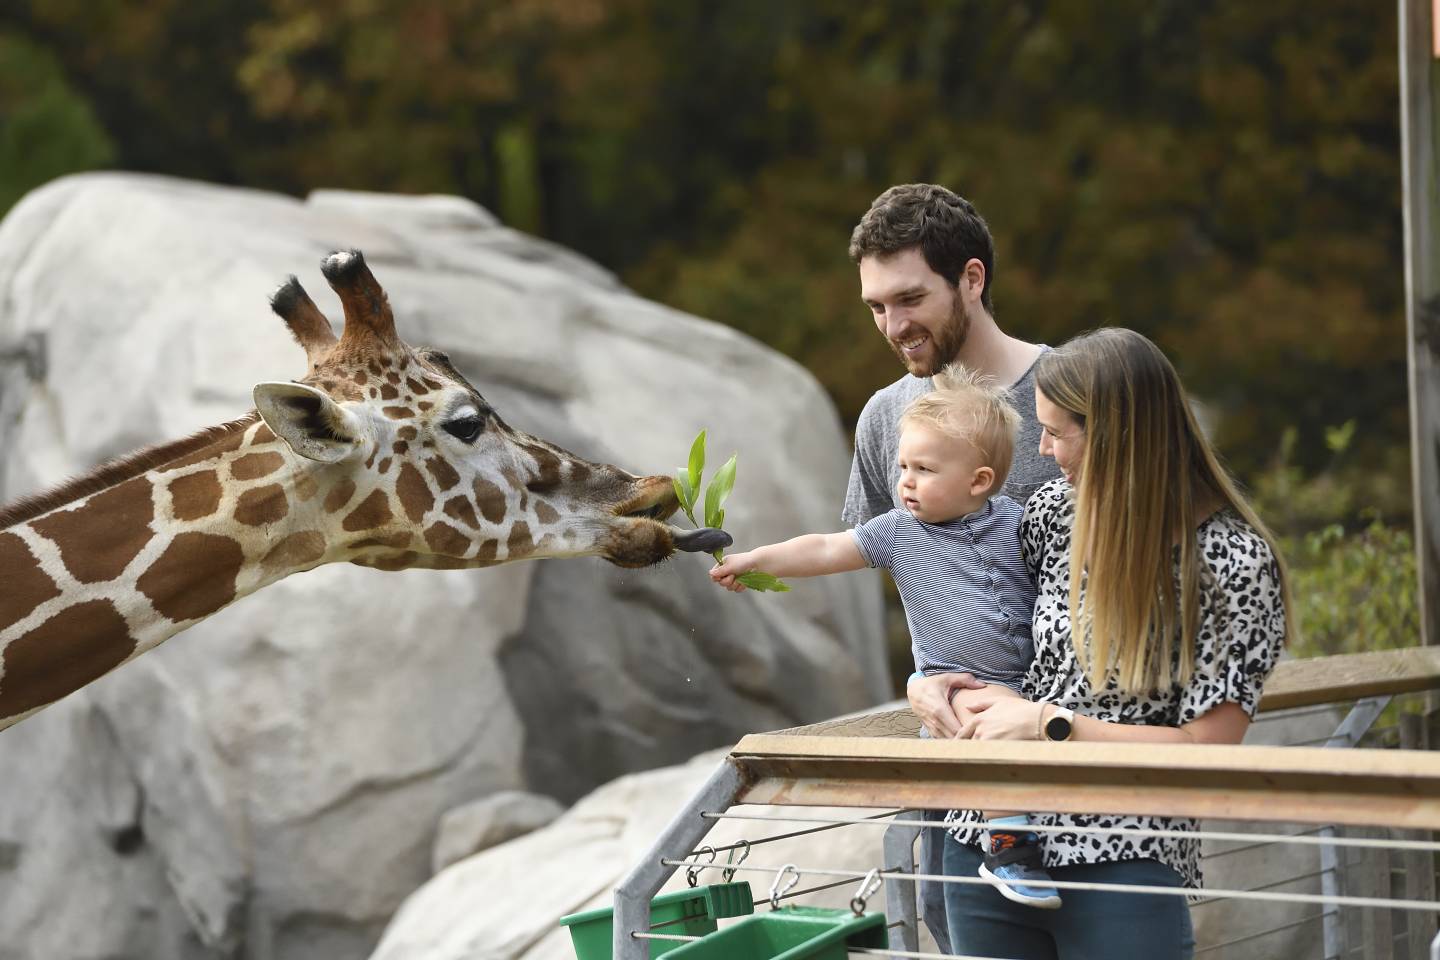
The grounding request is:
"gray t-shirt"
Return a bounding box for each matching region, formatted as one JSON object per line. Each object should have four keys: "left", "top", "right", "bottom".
{"left": 841, "top": 350, "right": 1061, "bottom": 527}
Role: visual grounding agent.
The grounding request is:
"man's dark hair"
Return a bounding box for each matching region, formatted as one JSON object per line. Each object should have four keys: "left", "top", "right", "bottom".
{"left": 848, "top": 184, "right": 996, "bottom": 314}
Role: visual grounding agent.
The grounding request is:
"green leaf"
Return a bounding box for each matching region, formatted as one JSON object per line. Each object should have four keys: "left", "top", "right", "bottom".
{"left": 673, "top": 469, "right": 695, "bottom": 515}
{"left": 736, "top": 571, "right": 791, "bottom": 592}
{"left": 687, "top": 430, "right": 707, "bottom": 495}
{"left": 703, "top": 454, "right": 737, "bottom": 529}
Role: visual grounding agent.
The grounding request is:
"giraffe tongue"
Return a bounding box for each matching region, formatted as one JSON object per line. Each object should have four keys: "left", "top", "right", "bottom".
{"left": 672, "top": 527, "right": 733, "bottom": 553}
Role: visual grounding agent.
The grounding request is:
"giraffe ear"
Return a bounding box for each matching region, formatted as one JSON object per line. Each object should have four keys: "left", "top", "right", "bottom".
{"left": 253, "top": 382, "right": 365, "bottom": 463}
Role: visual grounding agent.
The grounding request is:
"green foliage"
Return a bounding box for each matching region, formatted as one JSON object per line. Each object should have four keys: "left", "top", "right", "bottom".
{"left": 0, "top": 33, "right": 114, "bottom": 212}
{"left": 1251, "top": 425, "right": 1419, "bottom": 658}
{"left": 0, "top": 0, "right": 1413, "bottom": 497}
{"left": 1285, "top": 516, "right": 1418, "bottom": 658}
{"left": 674, "top": 430, "right": 789, "bottom": 592}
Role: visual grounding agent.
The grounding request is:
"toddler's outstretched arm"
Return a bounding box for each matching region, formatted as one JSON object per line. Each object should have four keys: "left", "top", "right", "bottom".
{"left": 710, "top": 532, "right": 865, "bottom": 592}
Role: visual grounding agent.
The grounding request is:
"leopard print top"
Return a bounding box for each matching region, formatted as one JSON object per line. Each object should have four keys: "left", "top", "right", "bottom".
{"left": 945, "top": 478, "right": 1288, "bottom": 888}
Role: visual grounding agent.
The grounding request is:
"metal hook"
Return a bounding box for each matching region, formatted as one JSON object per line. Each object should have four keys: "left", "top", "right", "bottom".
{"left": 722, "top": 839, "right": 751, "bottom": 883}
{"left": 768, "top": 863, "right": 799, "bottom": 910}
{"left": 685, "top": 844, "right": 717, "bottom": 889}
{"left": 850, "top": 868, "right": 882, "bottom": 916}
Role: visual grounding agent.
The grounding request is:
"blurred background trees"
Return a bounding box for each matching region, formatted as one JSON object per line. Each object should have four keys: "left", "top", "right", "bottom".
{"left": 0, "top": 0, "right": 1416, "bottom": 661}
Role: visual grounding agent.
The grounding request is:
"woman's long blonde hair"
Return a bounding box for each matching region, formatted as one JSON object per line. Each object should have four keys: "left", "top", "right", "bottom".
{"left": 1035, "top": 328, "right": 1294, "bottom": 694}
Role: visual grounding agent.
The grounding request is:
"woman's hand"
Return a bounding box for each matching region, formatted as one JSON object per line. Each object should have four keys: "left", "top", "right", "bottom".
{"left": 957, "top": 693, "right": 1044, "bottom": 741}
{"left": 907, "top": 672, "right": 986, "bottom": 739}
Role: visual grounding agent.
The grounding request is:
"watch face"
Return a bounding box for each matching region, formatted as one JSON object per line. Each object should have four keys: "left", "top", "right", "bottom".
{"left": 1045, "top": 715, "right": 1072, "bottom": 741}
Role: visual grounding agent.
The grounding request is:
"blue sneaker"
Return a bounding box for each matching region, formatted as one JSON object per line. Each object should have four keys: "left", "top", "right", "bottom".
{"left": 978, "top": 831, "right": 1062, "bottom": 910}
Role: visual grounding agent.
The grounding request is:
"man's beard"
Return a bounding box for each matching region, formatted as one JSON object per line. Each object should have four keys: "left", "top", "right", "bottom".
{"left": 890, "top": 296, "right": 970, "bottom": 377}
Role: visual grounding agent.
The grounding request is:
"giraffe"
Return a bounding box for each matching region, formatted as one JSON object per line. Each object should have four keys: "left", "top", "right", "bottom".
{"left": 0, "top": 249, "right": 728, "bottom": 733}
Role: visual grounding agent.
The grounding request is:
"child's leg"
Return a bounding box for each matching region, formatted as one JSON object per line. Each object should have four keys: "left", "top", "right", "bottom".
{"left": 979, "top": 812, "right": 1062, "bottom": 910}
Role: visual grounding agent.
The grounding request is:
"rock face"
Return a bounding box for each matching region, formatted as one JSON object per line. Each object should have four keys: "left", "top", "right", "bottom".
{"left": 0, "top": 175, "right": 885, "bottom": 960}
{"left": 430, "top": 790, "right": 566, "bottom": 875}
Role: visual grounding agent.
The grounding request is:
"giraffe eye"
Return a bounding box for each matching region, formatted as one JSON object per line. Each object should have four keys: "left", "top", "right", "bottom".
{"left": 442, "top": 415, "right": 485, "bottom": 444}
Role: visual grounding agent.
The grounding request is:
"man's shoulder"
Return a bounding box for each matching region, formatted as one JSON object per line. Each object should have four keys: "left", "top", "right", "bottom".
{"left": 860, "top": 373, "right": 931, "bottom": 417}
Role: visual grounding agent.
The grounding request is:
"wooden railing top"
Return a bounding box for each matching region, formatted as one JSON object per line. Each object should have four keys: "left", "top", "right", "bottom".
{"left": 726, "top": 647, "right": 1440, "bottom": 829}
{"left": 757, "top": 647, "right": 1440, "bottom": 742}
{"left": 727, "top": 736, "right": 1440, "bottom": 830}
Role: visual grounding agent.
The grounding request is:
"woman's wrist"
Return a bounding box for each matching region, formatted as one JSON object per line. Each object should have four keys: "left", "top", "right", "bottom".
{"left": 1034, "top": 702, "right": 1050, "bottom": 741}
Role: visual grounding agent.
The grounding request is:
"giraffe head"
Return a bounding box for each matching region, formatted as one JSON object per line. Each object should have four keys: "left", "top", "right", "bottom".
{"left": 252, "top": 250, "right": 702, "bottom": 571}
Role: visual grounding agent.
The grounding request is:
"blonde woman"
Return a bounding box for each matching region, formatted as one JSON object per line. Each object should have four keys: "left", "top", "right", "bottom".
{"left": 911, "top": 327, "right": 1292, "bottom": 959}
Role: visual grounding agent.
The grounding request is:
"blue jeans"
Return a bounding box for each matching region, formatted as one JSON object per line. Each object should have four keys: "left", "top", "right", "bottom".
{"left": 942, "top": 837, "right": 1195, "bottom": 960}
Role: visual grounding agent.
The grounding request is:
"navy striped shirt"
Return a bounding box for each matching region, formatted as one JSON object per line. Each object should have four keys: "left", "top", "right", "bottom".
{"left": 850, "top": 497, "right": 1036, "bottom": 691}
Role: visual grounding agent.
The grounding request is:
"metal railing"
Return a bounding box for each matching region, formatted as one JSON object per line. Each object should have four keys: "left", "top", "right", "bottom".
{"left": 607, "top": 648, "right": 1440, "bottom": 960}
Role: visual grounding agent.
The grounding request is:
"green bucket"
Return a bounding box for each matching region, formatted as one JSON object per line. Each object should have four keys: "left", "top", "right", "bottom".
{"left": 560, "top": 882, "right": 755, "bottom": 960}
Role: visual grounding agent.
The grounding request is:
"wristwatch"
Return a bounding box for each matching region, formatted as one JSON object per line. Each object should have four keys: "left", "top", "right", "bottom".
{"left": 1044, "top": 706, "right": 1075, "bottom": 742}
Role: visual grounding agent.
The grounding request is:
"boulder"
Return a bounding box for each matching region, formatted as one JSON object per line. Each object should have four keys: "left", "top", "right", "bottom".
{"left": 431, "top": 790, "right": 566, "bottom": 875}
{"left": 0, "top": 174, "right": 886, "bottom": 960}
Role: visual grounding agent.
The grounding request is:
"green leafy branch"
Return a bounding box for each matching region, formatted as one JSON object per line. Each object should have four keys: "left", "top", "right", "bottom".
{"left": 672, "top": 429, "right": 790, "bottom": 592}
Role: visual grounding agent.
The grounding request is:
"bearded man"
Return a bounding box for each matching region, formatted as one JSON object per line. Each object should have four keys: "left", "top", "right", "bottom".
{"left": 841, "top": 183, "right": 1061, "bottom": 951}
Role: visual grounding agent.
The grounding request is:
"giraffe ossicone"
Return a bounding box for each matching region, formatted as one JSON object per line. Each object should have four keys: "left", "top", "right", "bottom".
{"left": 0, "top": 249, "right": 725, "bottom": 732}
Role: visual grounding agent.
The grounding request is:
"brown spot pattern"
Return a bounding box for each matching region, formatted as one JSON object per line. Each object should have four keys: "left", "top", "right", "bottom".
{"left": 163, "top": 428, "right": 247, "bottom": 472}
{"left": 169, "top": 471, "right": 223, "bottom": 521}
{"left": 507, "top": 521, "right": 533, "bottom": 557}
{"left": 423, "top": 377, "right": 442, "bottom": 391}
{"left": 350, "top": 533, "right": 412, "bottom": 550}
{"left": 476, "top": 539, "right": 498, "bottom": 563}
{"left": 368, "top": 551, "right": 418, "bottom": 572}
{"left": 525, "top": 447, "right": 563, "bottom": 491}
{"left": 235, "top": 485, "right": 288, "bottom": 526}
{"left": 324, "top": 479, "right": 356, "bottom": 513}
{"left": 31, "top": 478, "right": 155, "bottom": 584}
{"left": 260, "top": 531, "right": 326, "bottom": 577}
{"left": 382, "top": 407, "right": 414, "bottom": 420}
{"left": 443, "top": 496, "right": 479, "bottom": 529}
{"left": 368, "top": 360, "right": 383, "bottom": 376}
{"left": 342, "top": 490, "right": 393, "bottom": 532}
{"left": 0, "top": 533, "right": 60, "bottom": 633}
{"left": 380, "top": 384, "right": 399, "bottom": 400}
{"left": 405, "top": 377, "right": 429, "bottom": 394}
{"left": 534, "top": 500, "right": 560, "bottom": 525}
{"left": 418, "top": 401, "right": 433, "bottom": 412}
{"left": 294, "top": 474, "right": 320, "bottom": 502}
{"left": 0, "top": 600, "right": 134, "bottom": 718}
{"left": 570, "top": 462, "right": 591, "bottom": 482}
{"left": 253, "top": 424, "right": 277, "bottom": 444}
{"left": 396, "top": 462, "right": 435, "bottom": 524}
{"left": 137, "top": 533, "right": 244, "bottom": 622}
{"left": 426, "top": 458, "right": 461, "bottom": 492}
{"left": 424, "top": 521, "right": 471, "bottom": 557}
{"left": 386, "top": 371, "right": 401, "bottom": 385}
{"left": 473, "top": 477, "right": 507, "bottom": 524}
{"left": 230, "top": 452, "right": 284, "bottom": 481}
{"left": 392, "top": 441, "right": 409, "bottom": 455}
{"left": 398, "top": 426, "right": 418, "bottom": 441}
{"left": 378, "top": 457, "right": 393, "bottom": 474}
{"left": 354, "top": 370, "right": 368, "bottom": 385}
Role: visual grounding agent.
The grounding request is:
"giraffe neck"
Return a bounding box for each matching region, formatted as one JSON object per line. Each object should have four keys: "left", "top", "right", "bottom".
{"left": 0, "top": 418, "right": 367, "bottom": 730}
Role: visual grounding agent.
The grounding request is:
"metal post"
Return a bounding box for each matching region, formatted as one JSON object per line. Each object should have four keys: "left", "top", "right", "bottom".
{"left": 881, "top": 811, "right": 923, "bottom": 952}
{"left": 1400, "top": 0, "right": 1440, "bottom": 650}
{"left": 612, "top": 758, "right": 746, "bottom": 960}
{"left": 1321, "top": 697, "right": 1391, "bottom": 959}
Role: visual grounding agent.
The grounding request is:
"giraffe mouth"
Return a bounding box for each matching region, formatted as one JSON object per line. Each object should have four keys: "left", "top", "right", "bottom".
{"left": 621, "top": 501, "right": 673, "bottom": 522}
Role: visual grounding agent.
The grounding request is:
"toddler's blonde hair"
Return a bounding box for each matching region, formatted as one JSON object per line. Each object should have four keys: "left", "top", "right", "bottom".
{"left": 898, "top": 365, "right": 1020, "bottom": 493}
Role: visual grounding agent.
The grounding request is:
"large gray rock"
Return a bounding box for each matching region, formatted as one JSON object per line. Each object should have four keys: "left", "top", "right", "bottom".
{"left": 0, "top": 174, "right": 885, "bottom": 960}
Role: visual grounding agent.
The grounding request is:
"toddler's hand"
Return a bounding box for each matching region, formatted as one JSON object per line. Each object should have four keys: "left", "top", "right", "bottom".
{"left": 709, "top": 552, "right": 757, "bottom": 593}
